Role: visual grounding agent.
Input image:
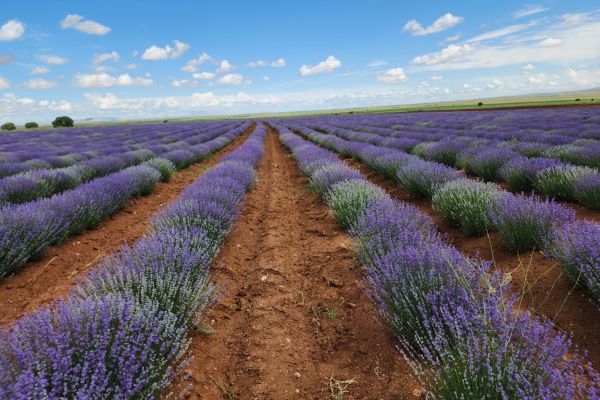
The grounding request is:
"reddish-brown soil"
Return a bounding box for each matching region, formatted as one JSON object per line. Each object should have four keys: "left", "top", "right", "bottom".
{"left": 184, "top": 127, "right": 418, "bottom": 399}
{"left": 0, "top": 124, "right": 255, "bottom": 326}
{"left": 341, "top": 157, "right": 600, "bottom": 369}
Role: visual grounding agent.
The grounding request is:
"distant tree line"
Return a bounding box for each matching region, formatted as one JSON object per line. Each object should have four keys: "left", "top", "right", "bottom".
{"left": 1, "top": 116, "right": 74, "bottom": 131}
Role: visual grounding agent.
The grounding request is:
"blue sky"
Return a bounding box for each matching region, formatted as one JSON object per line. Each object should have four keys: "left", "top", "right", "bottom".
{"left": 1, "top": 0, "right": 599, "bottom": 123}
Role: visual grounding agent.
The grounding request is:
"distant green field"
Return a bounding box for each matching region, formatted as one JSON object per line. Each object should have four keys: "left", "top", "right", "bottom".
{"left": 7, "top": 90, "right": 600, "bottom": 131}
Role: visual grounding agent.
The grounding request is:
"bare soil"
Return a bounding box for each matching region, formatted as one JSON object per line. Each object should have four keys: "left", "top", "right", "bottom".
{"left": 0, "top": 124, "right": 255, "bottom": 326}
{"left": 184, "top": 126, "right": 418, "bottom": 399}
{"left": 343, "top": 157, "right": 600, "bottom": 369}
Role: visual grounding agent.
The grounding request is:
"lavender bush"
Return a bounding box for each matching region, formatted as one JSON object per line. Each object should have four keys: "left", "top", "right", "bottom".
{"left": 432, "top": 179, "right": 505, "bottom": 236}
{"left": 78, "top": 226, "right": 215, "bottom": 326}
{"left": 308, "top": 163, "right": 362, "bottom": 194}
{"left": 0, "top": 294, "right": 190, "bottom": 399}
{"left": 396, "top": 159, "right": 462, "bottom": 198}
{"left": 368, "top": 151, "right": 413, "bottom": 180}
{"left": 324, "top": 179, "right": 387, "bottom": 228}
{"left": 551, "top": 221, "right": 600, "bottom": 300}
{"left": 145, "top": 157, "right": 176, "bottom": 181}
{"left": 535, "top": 165, "right": 596, "bottom": 201}
{"left": 489, "top": 193, "right": 576, "bottom": 253}
{"left": 464, "top": 148, "right": 519, "bottom": 182}
{"left": 424, "top": 140, "right": 464, "bottom": 167}
{"left": 573, "top": 173, "right": 600, "bottom": 211}
{"left": 499, "top": 157, "right": 564, "bottom": 192}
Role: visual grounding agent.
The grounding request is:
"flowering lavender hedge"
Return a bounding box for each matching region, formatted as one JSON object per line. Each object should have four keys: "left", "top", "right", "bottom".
{"left": 282, "top": 111, "right": 600, "bottom": 211}
{"left": 551, "top": 221, "right": 600, "bottom": 301}
{"left": 499, "top": 157, "right": 564, "bottom": 192}
{"left": 0, "top": 121, "right": 250, "bottom": 206}
{"left": 284, "top": 119, "right": 600, "bottom": 303}
{"left": 396, "top": 158, "right": 462, "bottom": 198}
{"left": 534, "top": 165, "right": 597, "bottom": 201}
{"left": 489, "top": 193, "right": 576, "bottom": 253}
{"left": 275, "top": 122, "right": 599, "bottom": 398}
{"left": 573, "top": 173, "right": 600, "bottom": 211}
{"left": 0, "top": 123, "right": 266, "bottom": 398}
{"left": 432, "top": 179, "right": 506, "bottom": 236}
{"left": 0, "top": 124, "right": 250, "bottom": 280}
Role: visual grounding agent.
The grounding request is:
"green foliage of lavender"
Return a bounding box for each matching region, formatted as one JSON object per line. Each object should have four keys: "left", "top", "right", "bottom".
{"left": 432, "top": 179, "right": 505, "bottom": 236}
{"left": 534, "top": 165, "right": 596, "bottom": 201}
{"left": 489, "top": 193, "right": 576, "bottom": 253}
{"left": 324, "top": 179, "right": 387, "bottom": 229}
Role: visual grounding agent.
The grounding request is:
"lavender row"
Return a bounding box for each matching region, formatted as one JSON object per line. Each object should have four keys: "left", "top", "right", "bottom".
{"left": 274, "top": 122, "right": 599, "bottom": 399}
{"left": 294, "top": 106, "right": 600, "bottom": 147}
{"left": 0, "top": 120, "right": 243, "bottom": 179}
{"left": 0, "top": 122, "right": 249, "bottom": 205}
{"left": 0, "top": 123, "right": 250, "bottom": 280}
{"left": 292, "top": 121, "right": 600, "bottom": 211}
{"left": 0, "top": 123, "right": 266, "bottom": 399}
{"left": 285, "top": 122, "right": 600, "bottom": 311}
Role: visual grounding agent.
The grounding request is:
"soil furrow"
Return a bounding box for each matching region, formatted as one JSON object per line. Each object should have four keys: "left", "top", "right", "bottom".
{"left": 186, "top": 126, "right": 416, "bottom": 399}
{"left": 0, "top": 124, "right": 256, "bottom": 326}
{"left": 340, "top": 155, "right": 600, "bottom": 368}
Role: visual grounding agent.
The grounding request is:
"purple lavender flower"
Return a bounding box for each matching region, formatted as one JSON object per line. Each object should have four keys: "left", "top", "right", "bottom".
{"left": 499, "top": 157, "right": 564, "bottom": 192}
{"left": 535, "top": 164, "right": 596, "bottom": 201}
{"left": 324, "top": 179, "right": 387, "bottom": 228}
{"left": 464, "top": 147, "right": 520, "bottom": 182}
{"left": 573, "top": 173, "right": 600, "bottom": 211}
{"left": 551, "top": 220, "right": 600, "bottom": 300}
{"left": 396, "top": 159, "right": 463, "bottom": 198}
{"left": 0, "top": 294, "right": 190, "bottom": 399}
{"left": 489, "top": 193, "right": 576, "bottom": 253}
{"left": 309, "top": 163, "right": 363, "bottom": 194}
{"left": 432, "top": 179, "right": 506, "bottom": 236}
{"left": 424, "top": 140, "right": 464, "bottom": 167}
{"left": 144, "top": 158, "right": 176, "bottom": 181}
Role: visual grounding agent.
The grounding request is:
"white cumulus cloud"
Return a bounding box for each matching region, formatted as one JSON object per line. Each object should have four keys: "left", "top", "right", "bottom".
{"left": 411, "top": 44, "right": 473, "bottom": 65}
{"left": 74, "top": 73, "right": 154, "bottom": 88}
{"left": 217, "top": 73, "right": 243, "bottom": 85}
{"left": 171, "top": 79, "right": 197, "bottom": 88}
{"left": 60, "top": 14, "right": 110, "bottom": 35}
{"left": 523, "top": 63, "right": 535, "bottom": 71}
{"left": 377, "top": 68, "right": 408, "bottom": 83}
{"left": 0, "top": 19, "right": 25, "bottom": 41}
{"left": 0, "top": 76, "right": 10, "bottom": 89}
{"left": 31, "top": 66, "right": 49, "bottom": 75}
{"left": 187, "top": 52, "right": 216, "bottom": 66}
{"left": 403, "top": 13, "right": 463, "bottom": 36}
{"left": 23, "top": 78, "right": 59, "bottom": 90}
{"left": 299, "top": 55, "right": 341, "bottom": 76}
{"left": 142, "top": 40, "right": 190, "bottom": 60}
{"left": 192, "top": 72, "right": 215, "bottom": 80}
{"left": 39, "top": 55, "right": 68, "bottom": 65}
{"left": 538, "top": 37, "right": 563, "bottom": 48}
{"left": 181, "top": 64, "right": 196, "bottom": 73}
{"left": 248, "top": 60, "right": 268, "bottom": 68}
{"left": 216, "top": 60, "right": 235, "bottom": 73}
{"left": 93, "top": 51, "right": 119, "bottom": 65}
{"left": 271, "top": 58, "right": 286, "bottom": 67}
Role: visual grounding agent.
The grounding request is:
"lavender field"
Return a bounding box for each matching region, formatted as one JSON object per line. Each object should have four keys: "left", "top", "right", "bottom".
{"left": 0, "top": 106, "right": 598, "bottom": 399}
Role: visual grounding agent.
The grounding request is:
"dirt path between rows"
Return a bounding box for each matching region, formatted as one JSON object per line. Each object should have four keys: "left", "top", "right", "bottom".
{"left": 0, "top": 124, "right": 255, "bottom": 326}
{"left": 185, "top": 126, "right": 417, "bottom": 399}
{"left": 340, "top": 156, "right": 600, "bottom": 369}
